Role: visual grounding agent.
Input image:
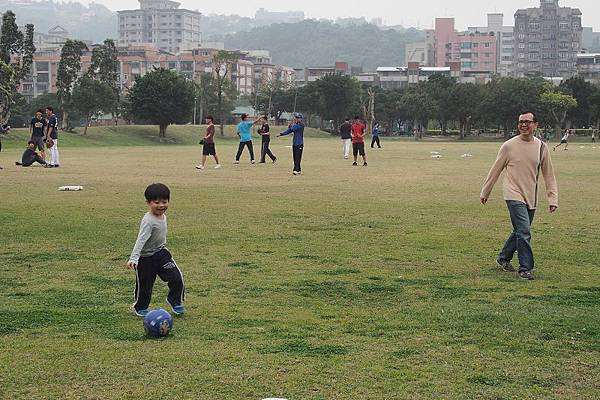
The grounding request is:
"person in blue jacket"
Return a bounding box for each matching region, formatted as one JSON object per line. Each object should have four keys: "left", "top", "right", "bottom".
{"left": 371, "top": 122, "right": 382, "bottom": 149}
{"left": 278, "top": 113, "right": 305, "bottom": 175}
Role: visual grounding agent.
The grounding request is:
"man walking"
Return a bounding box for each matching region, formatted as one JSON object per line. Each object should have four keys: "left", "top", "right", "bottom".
{"left": 480, "top": 112, "right": 558, "bottom": 280}
{"left": 351, "top": 116, "right": 367, "bottom": 166}
{"left": 340, "top": 118, "right": 352, "bottom": 159}
{"left": 196, "top": 116, "right": 221, "bottom": 170}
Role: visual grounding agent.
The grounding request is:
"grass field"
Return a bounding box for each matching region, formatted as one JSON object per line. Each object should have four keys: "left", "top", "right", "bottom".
{"left": 0, "top": 127, "right": 599, "bottom": 399}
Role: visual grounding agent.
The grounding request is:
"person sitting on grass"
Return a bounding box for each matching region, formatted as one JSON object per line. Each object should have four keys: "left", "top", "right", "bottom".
{"left": 15, "top": 141, "right": 48, "bottom": 167}
{"left": 127, "top": 183, "right": 186, "bottom": 317}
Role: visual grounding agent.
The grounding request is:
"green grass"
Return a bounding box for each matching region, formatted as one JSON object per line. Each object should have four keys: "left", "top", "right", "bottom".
{"left": 0, "top": 128, "right": 599, "bottom": 399}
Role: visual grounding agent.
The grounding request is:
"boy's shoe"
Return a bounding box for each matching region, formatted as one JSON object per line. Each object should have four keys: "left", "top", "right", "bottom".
{"left": 363, "top": 162, "right": 368, "bottom": 167}
{"left": 352, "top": 162, "right": 358, "bottom": 166}
{"left": 214, "top": 164, "right": 222, "bottom": 169}
{"left": 195, "top": 165, "right": 204, "bottom": 170}
{"left": 171, "top": 304, "right": 186, "bottom": 315}
{"left": 54, "top": 164, "right": 60, "bottom": 168}
{"left": 344, "top": 156, "right": 349, "bottom": 159}
{"left": 133, "top": 308, "right": 149, "bottom": 317}
{"left": 518, "top": 271, "right": 535, "bottom": 280}
{"left": 258, "top": 161, "right": 266, "bottom": 164}
{"left": 496, "top": 259, "right": 516, "bottom": 272}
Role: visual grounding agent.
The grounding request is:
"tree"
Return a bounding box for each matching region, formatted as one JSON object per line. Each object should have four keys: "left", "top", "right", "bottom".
{"left": 255, "top": 78, "right": 294, "bottom": 120}
{"left": 71, "top": 75, "right": 117, "bottom": 135}
{"left": 0, "top": 60, "right": 16, "bottom": 122}
{"left": 400, "top": 83, "right": 435, "bottom": 139}
{"left": 212, "top": 50, "right": 240, "bottom": 135}
{"left": 312, "top": 73, "right": 361, "bottom": 130}
{"left": 194, "top": 72, "right": 238, "bottom": 125}
{"left": 89, "top": 39, "right": 120, "bottom": 123}
{"left": 560, "top": 77, "right": 594, "bottom": 128}
{"left": 540, "top": 91, "right": 578, "bottom": 138}
{"left": 57, "top": 39, "right": 88, "bottom": 130}
{"left": 0, "top": 11, "right": 35, "bottom": 122}
{"left": 426, "top": 74, "right": 457, "bottom": 135}
{"left": 127, "top": 68, "right": 195, "bottom": 137}
{"left": 451, "top": 83, "right": 484, "bottom": 140}
{"left": 374, "top": 88, "right": 406, "bottom": 134}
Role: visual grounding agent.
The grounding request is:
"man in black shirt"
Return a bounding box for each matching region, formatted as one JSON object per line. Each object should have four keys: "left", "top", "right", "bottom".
{"left": 30, "top": 110, "right": 47, "bottom": 161}
{"left": 340, "top": 118, "right": 352, "bottom": 159}
{"left": 16, "top": 141, "right": 48, "bottom": 167}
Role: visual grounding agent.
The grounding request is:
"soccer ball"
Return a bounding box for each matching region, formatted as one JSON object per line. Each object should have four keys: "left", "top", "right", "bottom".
{"left": 143, "top": 309, "right": 173, "bottom": 338}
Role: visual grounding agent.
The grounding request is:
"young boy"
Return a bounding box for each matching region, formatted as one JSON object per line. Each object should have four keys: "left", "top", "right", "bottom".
{"left": 196, "top": 115, "right": 221, "bottom": 170}
{"left": 127, "top": 183, "right": 185, "bottom": 317}
{"left": 351, "top": 116, "right": 368, "bottom": 166}
{"left": 15, "top": 141, "right": 48, "bottom": 167}
{"left": 30, "top": 110, "right": 47, "bottom": 161}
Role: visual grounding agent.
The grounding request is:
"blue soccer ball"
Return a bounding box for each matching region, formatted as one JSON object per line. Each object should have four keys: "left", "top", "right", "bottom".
{"left": 143, "top": 309, "right": 173, "bottom": 338}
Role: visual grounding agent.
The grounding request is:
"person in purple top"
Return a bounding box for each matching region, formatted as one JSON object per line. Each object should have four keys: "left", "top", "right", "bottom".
{"left": 278, "top": 113, "right": 305, "bottom": 176}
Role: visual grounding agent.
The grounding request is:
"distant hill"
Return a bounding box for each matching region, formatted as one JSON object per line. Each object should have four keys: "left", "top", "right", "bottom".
{"left": 0, "top": 0, "right": 117, "bottom": 43}
{"left": 224, "top": 20, "right": 424, "bottom": 70}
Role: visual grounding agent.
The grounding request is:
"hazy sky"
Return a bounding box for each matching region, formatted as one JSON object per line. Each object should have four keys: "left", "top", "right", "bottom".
{"left": 83, "top": 0, "right": 600, "bottom": 30}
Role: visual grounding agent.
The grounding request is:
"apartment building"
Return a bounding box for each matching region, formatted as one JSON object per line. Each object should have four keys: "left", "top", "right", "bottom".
{"left": 435, "top": 18, "right": 497, "bottom": 75}
{"left": 118, "top": 0, "right": 201, "bottom": 54}
{"left": 514, "top": 0, "right": 582, "bottom": 78}
{"left": 576, "top": 53, "right": 600, "bottom": 82}
{"left": 468, "top": 13, "right": 515, "bottom": 76}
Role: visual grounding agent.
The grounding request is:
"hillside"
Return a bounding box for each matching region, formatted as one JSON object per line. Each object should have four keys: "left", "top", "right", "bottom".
{"left": 224, "top": 20, "right": 424, "bottom": 70}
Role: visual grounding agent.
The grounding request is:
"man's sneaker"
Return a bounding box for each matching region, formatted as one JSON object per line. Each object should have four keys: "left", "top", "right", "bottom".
{"left": 133, "top": 308, "right": 149, "bottom": 317}
{"left": 171, "top": 304, "right": 186, "bottom": 315}
{"left": 195, "top": 165, "right": 204, "bottom": 170}
{"left": 54, "top": 164, "right": 60, "bottom": 168}
{"left": 233, "top": 160, "right": 240, "bottom": 164}
{"left": 272, "top": 158, "right": 277, "bottom": 164}
{"left": 363, "top": 162, "right": 368, "bottom": 167}
{"left": 258, "top": 161, "right": 266, "bottom": 164}
{"left": 251, "top": 160, "right": 256, "bottom": 164}
{"left": 518, "top": 271, "right": 535, "bottom": 280}
{"left": 352, "top": 162, "right": 358, "bottom": 166}
{"left": 214, "top": 164, "right": 222, "bottom": 169}
{"left": 496, "top": 259, "right": 516, "bottom": 272}
{"left": 293, "top": 171, "right": 299, "bottom": 175}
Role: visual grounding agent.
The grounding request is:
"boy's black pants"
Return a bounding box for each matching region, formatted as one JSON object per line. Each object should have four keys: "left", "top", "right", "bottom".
{"left": 260, "top": 135, "right": 276, "bottom": 162}
{"left": 236, "top": 141, "right": 255, "bottom": 161}
{"left": 293, "top": 144, "right": 303, "bottom": 172}
{"left": 134, "top": 249, "right": 184, "bottom": 311}
{"left": 371, "top": 136, "right": 381, "bottom": 148}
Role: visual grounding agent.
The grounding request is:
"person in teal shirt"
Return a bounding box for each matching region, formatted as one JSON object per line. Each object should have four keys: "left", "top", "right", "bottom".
{"left": 235, "top": 113, "right": 261, "bottom": 164}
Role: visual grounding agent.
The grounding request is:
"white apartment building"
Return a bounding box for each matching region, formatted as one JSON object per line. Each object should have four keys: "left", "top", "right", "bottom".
{"left": 118, "top": 0, "right": 201, "bottom": 54}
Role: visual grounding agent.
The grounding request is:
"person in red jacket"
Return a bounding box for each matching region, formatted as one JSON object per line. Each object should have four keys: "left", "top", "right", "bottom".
{"left": 351, "top": 116, "right": 367, "bottom": 166}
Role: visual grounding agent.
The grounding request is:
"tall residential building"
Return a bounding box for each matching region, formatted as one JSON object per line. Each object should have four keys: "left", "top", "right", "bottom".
{"left": 514, "top": 0, "right": 582, "bottom": 78}
{"left": 469, "top": 13, "right": 515, "bottom": 76}
{"left": 118, "top": 0, "right": 201, "bottom": 54}
{"left": 435, "top": 18, "right": 497, "bottom": 75}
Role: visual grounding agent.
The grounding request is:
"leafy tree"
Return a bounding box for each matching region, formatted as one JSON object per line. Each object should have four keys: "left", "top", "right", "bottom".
{"left": 560, "top": 77, "right": 594, "bottom": 128}
{"left": 57, "top": 39, "right": 88, "bottom": 130}
{"left": 212, "top": 50, "right": 240, "bottom": 135}
{"left": 540, "top": 91, "right": 578, "bottom": 138}
{"left": 451, "top": 83, "right": 485, "bottom": 139}
{"left": 426, "top": 74, "right": 457, "bottom": 135}
{"left": 400, "top": 83, "right": 435, "bottom": 139}
{"left": 0, "top": 60, "right": 15, "bottom": 122}
{"left": 127, "top": 68, "right": 195, "bottom": 137}
{"left": 71, "top": 75, "right": 117, "bottom": 135}
{"left": 589, "top": 85, "right": 600, "bottom": 131}
{"left": 0, "top": 11, "right": 34, "bottom": 122}
{"left": 89, "top": 39, "right": 120, "bottom": 122}
{"left": 374, "top": 88, "right": 406, "bottom": 133}
{"left": 194, "top": 72, "right": 238, "bottom": 124}
{"left": 312, "top": 73, "right": 361, "bottom": 129}
{"left": 255, "top": 79, "right": 295, "bottom": 120}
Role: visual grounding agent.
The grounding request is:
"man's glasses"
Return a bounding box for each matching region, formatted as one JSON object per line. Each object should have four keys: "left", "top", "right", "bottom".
{"left": 518, "top": 120, "right": 535, "bottom": 125}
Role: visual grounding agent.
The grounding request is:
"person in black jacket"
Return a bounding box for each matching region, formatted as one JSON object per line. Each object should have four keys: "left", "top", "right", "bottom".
{"left": 258, "top": 116, "right": 277, "bottom": 163}
{"left": 340, "top": 118, "right": 352, "bottom": 159}
{"left": 15, "top": 141, "right": 48, "bottom": 167}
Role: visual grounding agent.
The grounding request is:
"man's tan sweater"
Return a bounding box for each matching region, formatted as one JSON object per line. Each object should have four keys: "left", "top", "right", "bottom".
{"left": 481, "top": 135, "right": 558, "bottom": 209}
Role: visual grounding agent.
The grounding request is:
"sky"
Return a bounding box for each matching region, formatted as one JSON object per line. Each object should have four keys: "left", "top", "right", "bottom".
{"left": 84, "top": 0, "right": 600, "bottom": 30}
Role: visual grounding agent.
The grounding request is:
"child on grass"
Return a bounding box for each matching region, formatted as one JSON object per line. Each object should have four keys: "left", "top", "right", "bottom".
{"left": 127, "top": 183, "right": 185, "bottom": 317}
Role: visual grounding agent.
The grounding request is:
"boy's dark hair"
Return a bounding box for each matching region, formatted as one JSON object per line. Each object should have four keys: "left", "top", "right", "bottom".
{"left": 27, "top": 140, "right": 35, "bottom": 145}
{"left": 354, "top": 116, "right": 360, "bottom": 120}
{"left": 144, "top": 183, "right": 170, "bottom": 202}
{"left": 36, "top": 109, "right": 44, "bottom": 114}
{"left": 345, "top": 118, "right": 350, "bottom": 122}
{"left": 206, "top": 115, "right": 214, "bottom": 122}
{"left": 46, "top": 106, "right": 54, "bottom": 113}
{"left": 520, "top": 111, "right": 537, "bottom": 122}
{"left": 241, "top": 113, "right": 248, "bottom": 120}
